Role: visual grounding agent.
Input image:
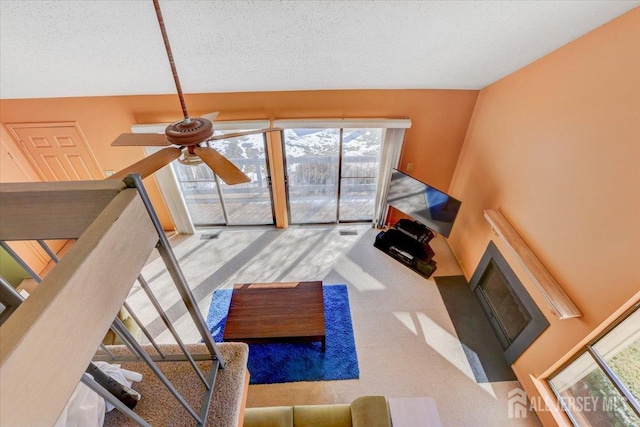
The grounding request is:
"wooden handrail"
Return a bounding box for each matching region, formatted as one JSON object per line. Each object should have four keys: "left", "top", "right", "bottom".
{"left": 484, "top": 209, "right": 581, "bottom": 320}
{"left": 0, "top": 181, "right": 126, "bottom": 240}
{"left": 0, "top": 188, "right": 159, "bottom": 426}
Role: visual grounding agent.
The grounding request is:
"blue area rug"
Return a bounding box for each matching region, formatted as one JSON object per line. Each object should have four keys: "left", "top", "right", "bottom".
{"left": 206, "top": 284, "right": 360, "bottom": 384}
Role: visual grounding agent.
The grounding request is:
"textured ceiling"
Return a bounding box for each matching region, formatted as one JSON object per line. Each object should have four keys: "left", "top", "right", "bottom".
{"left": 0, "top": 1, "right": 637, "bottom": 99}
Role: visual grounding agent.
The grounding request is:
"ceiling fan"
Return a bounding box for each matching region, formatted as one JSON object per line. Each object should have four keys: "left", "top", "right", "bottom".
{"left": 109, "top": 0, "right": 281, "bottom": 185}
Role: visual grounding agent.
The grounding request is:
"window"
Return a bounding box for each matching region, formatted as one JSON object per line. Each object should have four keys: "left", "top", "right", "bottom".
{"left": 136, "top": 118, "right": 410, "bottom": 229}
{"left": 548, "top": 304, "right": 640, "bottom": 426}
{"left": 282, "top": 127, "right": 382, "bottom": 224}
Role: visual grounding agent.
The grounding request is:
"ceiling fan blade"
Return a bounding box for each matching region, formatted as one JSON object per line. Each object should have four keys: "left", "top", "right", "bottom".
{"left": 107, "top": 147, "right": 182, "bottom": 181}
{"left": 201, "top": 111, "right": 220, "bottom": 122}
{"left": 112, "top": 133, "right": 170, "bottom": 147}
{"left": 208, "top": 128, "right": 283, "bottom": 141}
{"left": 193, "top": 146, "right": 251, "bottom": 185}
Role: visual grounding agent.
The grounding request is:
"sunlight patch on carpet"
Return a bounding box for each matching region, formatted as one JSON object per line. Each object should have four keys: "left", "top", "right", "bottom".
{"left": 392, "top": 311, "right": 419, "bottom": 335}
{"left": 334, "top": 257, "right": 386, "bottom": 292}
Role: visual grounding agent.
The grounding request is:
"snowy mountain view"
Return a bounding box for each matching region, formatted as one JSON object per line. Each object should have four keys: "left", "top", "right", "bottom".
{"left": 205, "top": 127, "right": 381, "bottom": 159}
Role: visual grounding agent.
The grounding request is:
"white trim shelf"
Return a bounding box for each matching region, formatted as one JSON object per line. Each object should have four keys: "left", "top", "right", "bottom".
{"left": 132, "top": 120, "right": 272, "bottom": 134}
{"left": 273, "top": 118, "right": 412, "bottom": 129}
{"left": 484, "top": 209, "right": 582, "bottom": 320}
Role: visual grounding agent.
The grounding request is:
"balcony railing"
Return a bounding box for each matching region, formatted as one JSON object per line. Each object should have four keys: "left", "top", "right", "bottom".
{"left": 175, "top": 156, "right": 379, "bottom": 224}
{"left": 176, "top": 156, "right": 378, "bottom": 194}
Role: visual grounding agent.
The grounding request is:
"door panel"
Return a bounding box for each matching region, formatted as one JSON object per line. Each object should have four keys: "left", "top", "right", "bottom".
{"left": 211, "top": 136, "right": 275, "bottom": 226}
{"left": 283, "top": 127, "right": 382, "bottom": 224}
{"left": 172, "top": 130, "right": 275, "bottom": 226}
{"left": 6, "top": 122, "right": 104, "bottom": 181}
{"left": 283, "top": 128, "right": 339, "bottom": 224}
{"left": 338, "top": 128, "right": 382, "bottom": 221}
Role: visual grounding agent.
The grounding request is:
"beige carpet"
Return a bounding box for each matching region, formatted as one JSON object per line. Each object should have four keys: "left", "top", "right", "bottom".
{"left": 124, "top": 225, "right": 541, "bottom": 426}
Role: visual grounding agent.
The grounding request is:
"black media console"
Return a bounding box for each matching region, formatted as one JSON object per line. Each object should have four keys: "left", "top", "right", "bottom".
{"left": 374, "top": 219, "right": 438, "bottom": 278}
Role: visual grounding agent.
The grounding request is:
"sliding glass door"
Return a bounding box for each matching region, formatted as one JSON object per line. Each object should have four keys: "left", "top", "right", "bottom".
{"left": 283, "top": 128, "right": 339, "bottom": 223}
{"left": 154, "top": 119, "right": 404, "bottom": 228}
{"left": 173, "top": 130, "right": 275, "bottom": 226}
{"left": 283, "top": 127, "right": 382, "bottom": 224}
{"left": 339, "top": 128, "right": 382, "bottom": 221}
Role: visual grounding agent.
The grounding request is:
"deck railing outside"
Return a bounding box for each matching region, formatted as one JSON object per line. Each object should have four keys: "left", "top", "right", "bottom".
{"left": 175, "top": 156, "right": 379, "bottom": 224}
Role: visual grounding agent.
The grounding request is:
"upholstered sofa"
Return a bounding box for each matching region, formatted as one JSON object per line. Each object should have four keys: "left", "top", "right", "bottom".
{"left": 243, "top": 396, "right": 391, "bottom": 427}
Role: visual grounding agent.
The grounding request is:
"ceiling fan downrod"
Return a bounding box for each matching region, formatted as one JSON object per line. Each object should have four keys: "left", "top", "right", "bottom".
{"left": 153, "top": 0, "right": 190, "bottom": 124}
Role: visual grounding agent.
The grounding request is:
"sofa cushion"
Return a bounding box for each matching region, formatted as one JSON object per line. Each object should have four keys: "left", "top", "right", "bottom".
{"left": 350, "top": 396, "right": 390, "bottom": 427}
{"left": 244, "top": 406, "right": 293, "bottom": 427}
{"left": 293, "top": 404, "right": 352, "bottom": 427}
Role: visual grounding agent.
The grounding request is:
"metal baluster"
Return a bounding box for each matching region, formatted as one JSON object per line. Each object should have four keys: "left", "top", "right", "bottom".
{"left": 80, "top": 373, "right": 150, "bottom": 427}
{"left": 111, "top": 317, "right": 202, "bottom": 423}
{"left": 0, "top": 275, "right": 24, "bottom": 326}
{"left": 122, "top": 301, "right": 166, "bottom": 359}
{"left": 36, "top": 240, "right": 60, "bottom": 262}
{"left": 0, "top": 241, "right": 42, "bottom": 283}
{"left": 100, "top": 342, "right": 116, "bottom": 360}
{"left": 110, "top": 324, "right": 141, "bottom": 360}
{"left": 136, "top": 275, "right": 208, "bottom": 386}
{"left": 0, "top": 275, "right": 23, "bottom": 307}
{"left": 0, "top": 277, "right": 142, "bottom": 423}
{"left": 125, "top": 174, "right": 226, "bottom": 368}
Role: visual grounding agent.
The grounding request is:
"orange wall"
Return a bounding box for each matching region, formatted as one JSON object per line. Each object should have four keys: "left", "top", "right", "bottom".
{"left": 0, "top": 89, "right": 478, "bottom": 229}
{"left": 0, "top": 127, "right": 54, "bottom": 275}
{"left": 448, "top": 8, "right": 640, "bottom": 426}
{"left": 0, "top": 97, "right": 176, "bottom": 229}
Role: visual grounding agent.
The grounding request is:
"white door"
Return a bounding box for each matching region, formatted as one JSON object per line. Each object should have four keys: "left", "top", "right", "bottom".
{"left": 6, "top": 122, "right": 104, "bottom": 181}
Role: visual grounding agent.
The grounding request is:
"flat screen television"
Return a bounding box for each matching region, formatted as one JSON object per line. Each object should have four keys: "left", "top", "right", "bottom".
{"left": 386, "top": 169, "right": 462, "bottom": 237}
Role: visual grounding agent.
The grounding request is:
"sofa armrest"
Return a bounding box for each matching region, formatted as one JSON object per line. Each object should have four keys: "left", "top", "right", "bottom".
{"left": 350, "top": 396, "right": 391, "bottom": 427}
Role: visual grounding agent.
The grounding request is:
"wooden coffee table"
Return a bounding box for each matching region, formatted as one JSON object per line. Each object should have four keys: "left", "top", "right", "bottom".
{"left": 223, "top": 281, "right": 326, "bottom": 351}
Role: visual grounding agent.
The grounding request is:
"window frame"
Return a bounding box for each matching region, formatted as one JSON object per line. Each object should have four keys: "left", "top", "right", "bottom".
{"left": 281, "top": 126, "right": 385, "bottom": 224}
{"left": 547, "top": 302, "right": 640, "bottom": 425}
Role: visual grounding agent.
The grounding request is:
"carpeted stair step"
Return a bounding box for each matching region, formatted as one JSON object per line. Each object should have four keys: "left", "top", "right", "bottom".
{"left": 103, "top": 342, "right": 248, "bottom": 427}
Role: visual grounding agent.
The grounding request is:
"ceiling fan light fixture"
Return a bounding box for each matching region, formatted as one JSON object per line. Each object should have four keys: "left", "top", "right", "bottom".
{"left": 178, "top": 150, "right": 204, "bottom": 166}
